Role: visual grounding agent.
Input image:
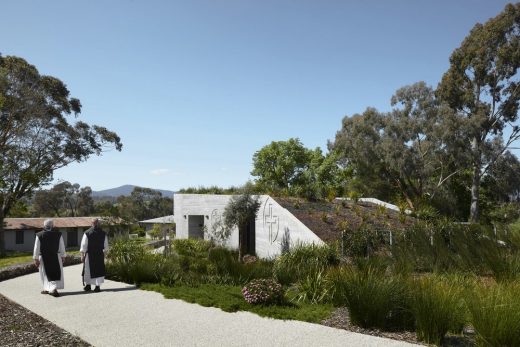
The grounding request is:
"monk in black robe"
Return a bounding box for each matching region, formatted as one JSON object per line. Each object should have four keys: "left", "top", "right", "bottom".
{"left": 80, "top": 218, "right": 109, "bottom": 292}
{"left": 33, "top": 219, "right": 66, "bottom": 297}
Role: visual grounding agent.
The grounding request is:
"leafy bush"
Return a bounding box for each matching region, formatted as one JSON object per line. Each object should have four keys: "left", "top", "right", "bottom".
{"left": 273, "top": 244, "right": 339, "bottom": 285}
{"left": 242, "top": 278, "right": 283, "bottom": 305}
{"left": 410, "top": 275, "right": 466, "bottom": 345}
{"left": 467, "top": 282, "right": 520, "bottom": 347}
{"left": 343, "top": 224, "right": 386, "bottom": 258}
{"left": 329, "top": 265, "right": 413, "bottom": 330}
{"left": 173, "top": 239, "right": 213, "bottom": 257}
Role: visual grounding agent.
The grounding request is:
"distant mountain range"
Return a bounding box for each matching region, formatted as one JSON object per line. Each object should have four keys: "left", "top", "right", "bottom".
{"left": 92, "top": 185, "right": 174, "bottom": 198}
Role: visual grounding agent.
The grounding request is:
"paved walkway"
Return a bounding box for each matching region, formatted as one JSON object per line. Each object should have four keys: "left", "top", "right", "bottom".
{"left": 0, "top": 265, "right": 419, "bottom": 347}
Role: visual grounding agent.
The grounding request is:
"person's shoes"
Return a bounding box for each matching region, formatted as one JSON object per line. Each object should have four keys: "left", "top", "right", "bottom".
{"left": 94, "top": 286, "right": 101, "bottom": 293}
{"left": 83, "top": 285, "right": 92, "bottom": 292}
{"left": 50, "top": 290, "right": 60, "bottom": 297}
{"left": 40, "top": 290, "right": 49, "bottom": 294}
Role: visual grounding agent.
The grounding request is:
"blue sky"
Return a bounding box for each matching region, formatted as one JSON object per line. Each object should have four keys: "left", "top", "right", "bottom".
{"left": 0, "top": 0, "right": 515, "bottom": 191}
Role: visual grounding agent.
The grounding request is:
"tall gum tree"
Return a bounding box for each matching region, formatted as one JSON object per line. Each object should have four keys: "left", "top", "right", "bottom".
{"left": 437, "top": 3, "right": 520, "bottom": 223}
{"left": 0, "top": 55, "right": 122, "bottom": 255}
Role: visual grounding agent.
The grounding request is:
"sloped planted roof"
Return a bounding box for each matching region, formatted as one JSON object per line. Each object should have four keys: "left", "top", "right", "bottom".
{"left": 274, "top": 197, "right": 415, "bottom": 243}
{"left": 2, "top": 217, "right": 101, "bottom": 230}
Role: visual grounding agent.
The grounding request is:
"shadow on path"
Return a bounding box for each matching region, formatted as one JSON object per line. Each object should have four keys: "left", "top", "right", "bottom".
{"left": 60, "top": 286, "right": 136, "bottom": 296}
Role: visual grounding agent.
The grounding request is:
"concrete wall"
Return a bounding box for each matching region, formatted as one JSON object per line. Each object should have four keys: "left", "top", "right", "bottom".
{"left": 174, "top": 194, "right": 323, "bottom": 258}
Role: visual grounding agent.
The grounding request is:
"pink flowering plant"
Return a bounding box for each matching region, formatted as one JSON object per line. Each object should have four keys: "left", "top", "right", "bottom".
{"left": 242, "top": 278, "right": 283, "bottom": 305}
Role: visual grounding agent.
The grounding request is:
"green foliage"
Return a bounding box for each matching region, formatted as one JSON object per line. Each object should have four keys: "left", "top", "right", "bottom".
{"left": 437, "top": 3, "right": 520, "bottom": 222}
{"left": 177, "top": 185, "right": 244, "bottom": 195}
{"left": 222, "top": 193, "right": 261, "bottom": 260}
{"left": 251, "top": 138, "right": 350, "bottom": 201}
{"left": 173, "top": 239, "right": 213, "bottom": 257}
{"left": 0, "top": 54, "right": 122, "bottom": 254}
{"left": 393, "top": 220, "right": 520, "bottom": 281}
{"left": 106, "top": 237, "right": 158, "bottom": 284}
{"left": 342, "top": 223, "right": 386, "bottom": 258}
{"left": 148, "top": 224, "right": 164, "bottom": 240}
{"left": 273, "top": 244, "right": 339, "bottom": 285}
{"left": 242, "top": 278, "right": 283, "bottom": 305}
{"left": 292, "top": 267, "right": 331, "bottom": 304}
{"left": 142, "top": 283, "right": 334, "bottom": 323}
{"left": 33, "top": 181, "right": 95, "bottom": 217}
{"left": 410, "top": 275, "right": 466, "bottom": 345}
{"left": 328, "top": 264, "right": 412, "bottom": 331}
{"left": 116, "top": 187, "right": 173, "bottom": 222}
{"left": 467, "top": 282, "right": 520, "bottom": 347}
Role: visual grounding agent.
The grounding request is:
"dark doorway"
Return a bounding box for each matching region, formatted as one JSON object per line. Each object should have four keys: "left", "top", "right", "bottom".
{"left": 245, "top": 217, "right": 255, "bottom": 255}
{"left": 67, "top": 230, "right": 78, "bottom": 247}
{"left": 188, "top": 215, "right": 205, "bottom": 239}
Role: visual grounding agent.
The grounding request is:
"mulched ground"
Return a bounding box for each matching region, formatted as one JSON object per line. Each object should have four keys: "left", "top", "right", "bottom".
{"left": 321, "top": 307, "right": 475, "bottom": 347}
{"left": 0, "top": 294, "right": 91, "bottom": 347}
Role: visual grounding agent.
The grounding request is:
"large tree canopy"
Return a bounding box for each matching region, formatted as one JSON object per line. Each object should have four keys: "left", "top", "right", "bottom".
{"left": 330, "top": 83, "right": 465, "bottom": 210}
{"left": 117, "top": 187, "right": 173, "bottom": 222}
{"left": 436, "top": 3, "right": 520, "bottom": 222}
{"left": 33, "top": 181, "right": 94, "bottom": 217}
{"left": 252, "top": 138, "right": 349, "bottom": 200}
{"left": 0, "top": 55, "right": 122, "bottom": 254}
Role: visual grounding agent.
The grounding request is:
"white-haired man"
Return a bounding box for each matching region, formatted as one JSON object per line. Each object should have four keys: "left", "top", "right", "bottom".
{"left": 80, "top": 218, "right": 108, "bottom": 292}
{"left": 33, "top": 219, "right": 66, "bottom": 297}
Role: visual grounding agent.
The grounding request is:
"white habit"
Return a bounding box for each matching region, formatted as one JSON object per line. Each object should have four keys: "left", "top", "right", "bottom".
{"left": 80, "top": 233, "right": 109, "bottom": 286}
{"left": 33, "top": 235, "right": 66, "bottom": 291}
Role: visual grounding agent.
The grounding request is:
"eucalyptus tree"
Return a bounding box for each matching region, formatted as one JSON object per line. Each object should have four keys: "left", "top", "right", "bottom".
{"left": 437, "top": 3, "right": 520, "bottom": 222}
{"left": 330, "top": 83, "right": 464, "bottom": 210}
{"left": 0, "top": 55, "right": 122, "bottom": 254}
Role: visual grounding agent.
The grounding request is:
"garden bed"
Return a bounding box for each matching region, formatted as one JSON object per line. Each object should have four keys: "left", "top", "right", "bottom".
{"left": 0, "top": 254, "right": 82, "bottom": 282}
{"left": 0, "top": 294, "right": 91, "bottom": 346}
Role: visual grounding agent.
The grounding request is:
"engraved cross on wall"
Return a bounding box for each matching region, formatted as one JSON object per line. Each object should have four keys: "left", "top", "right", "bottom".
{"left": 265, "top": 204, "right": 279, "bottom": 243}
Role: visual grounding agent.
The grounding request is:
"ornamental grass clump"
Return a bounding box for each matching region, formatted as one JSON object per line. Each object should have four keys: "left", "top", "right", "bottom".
{"left": 273, "top": 244, "right": 339, "bottom": 285}
{"left": 410, "top": 275, "right": 466, "bottom": 345}
{"left": 242, "top": 278, "right": 283, "bottom": 305}
{"left": 331, "top": 264, "right": 412, "bottom": 331}
{"left": 467, "top": 282, "right": 520, "bottom": 347}
{"left": 293, "top": 267, "right": 331, "bottom": 304}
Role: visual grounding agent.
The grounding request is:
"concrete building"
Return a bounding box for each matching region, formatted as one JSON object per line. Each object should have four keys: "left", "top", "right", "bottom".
{"left": 3, "top": 217, "right": 99, "bottom": 252}
{"left": 173, "top": 194, "right": 323, "bottom": 258}
{"left": 138, "top": 215, "right": 175, "bottom": 239}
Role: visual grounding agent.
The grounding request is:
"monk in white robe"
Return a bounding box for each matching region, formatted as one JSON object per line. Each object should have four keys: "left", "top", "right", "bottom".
{"left": 80, "top": 218, "right": 108, "bottom": 292}
{"left": 33, "top": 219, "right": 66, "bottom": 297}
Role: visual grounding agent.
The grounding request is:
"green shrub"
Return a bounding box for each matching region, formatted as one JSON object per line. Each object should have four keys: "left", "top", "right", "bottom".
{"left": 273, "top": 244, "right": 339, "bottom": 285}
{"left": 292, "top": 267, "right": 331, "bottom": 304}
{"left": 410, "top": 275, "right": 466, "bottom": 345}
{"left": 173, "top": 239, "right": 213, "bottom": 257}
{"left": 242, "top": 278, "right": 283, "bottom": 305}
{"left": 106, "top": 237, "right": 158, "bottom": 284}
{"left": 206, "top": 246, "right": 273, "bottom": 285}
{"left": 329, "top": 265, "right": 412, "bottom": 331}
{"left": 344, "top": 224, "right": 386, "bottom": 258}
{"left": 467, "top": 282, "right": 520, "bottom": 347}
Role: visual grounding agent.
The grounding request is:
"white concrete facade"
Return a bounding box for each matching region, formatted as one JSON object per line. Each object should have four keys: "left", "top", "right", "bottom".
{"left": 174, "top": 194, "right": 323, "bottom": 258}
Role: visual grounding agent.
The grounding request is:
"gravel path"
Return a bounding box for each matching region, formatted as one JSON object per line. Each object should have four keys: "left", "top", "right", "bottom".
{"left": 0, "top": 265, "right": 420, "bottom": 347}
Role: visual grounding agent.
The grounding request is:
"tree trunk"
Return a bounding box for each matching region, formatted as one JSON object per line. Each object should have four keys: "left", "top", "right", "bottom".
{"left": 0, "top": 209, "right": 5, "bottom": 257}
{"left": 469, "top": 165, "right": 481, "bottom": 223}
{"left": 469, "top": 137, "right": 481, "bottom": 223}
{"left": 238, "top": 225, "right": 244, "bottom": 262}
